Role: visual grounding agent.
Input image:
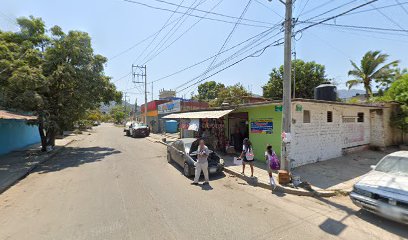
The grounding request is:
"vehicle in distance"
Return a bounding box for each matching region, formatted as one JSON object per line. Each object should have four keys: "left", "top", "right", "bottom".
{"left": 130, "top": 123, "right": 150, "bottom": 138}
{"left": 167, "top": 138, "right": 224, "bottom": 177}
{"left": 124, "top": 121, "right": 134, "bottom": 136}
{"left": 350, "top": 151, "right": 408, "bottom": 224}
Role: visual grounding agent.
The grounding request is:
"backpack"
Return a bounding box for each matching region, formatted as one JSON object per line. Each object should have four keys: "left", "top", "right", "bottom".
{"left": 245, "top": 147, "right": 254, "bottom": 160}
{"left": 268, "top": 152, "right": 280, "bottom": 170}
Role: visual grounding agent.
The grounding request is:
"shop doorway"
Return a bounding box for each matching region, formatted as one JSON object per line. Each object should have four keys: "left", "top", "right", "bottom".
{"left": 227, "top": 112, "right": 249, "bottom": 152}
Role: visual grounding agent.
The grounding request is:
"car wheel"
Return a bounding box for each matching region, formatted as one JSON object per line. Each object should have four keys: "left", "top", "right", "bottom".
{"left": 183, "top": 163, "right": 191, "bottom": 177}
{"left": 167, "top": 152, "right": 172, "bottom": 163}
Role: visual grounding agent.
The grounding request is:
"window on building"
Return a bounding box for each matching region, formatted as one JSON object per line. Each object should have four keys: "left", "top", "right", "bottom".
{"left": 303, "top": 110, "right": 311, "bottom": 123}
{"left": 357, "top": 112, "right": 364, "bottom": 122}
{"left": 327, "top": 111, "right": 333, "bottom": 123}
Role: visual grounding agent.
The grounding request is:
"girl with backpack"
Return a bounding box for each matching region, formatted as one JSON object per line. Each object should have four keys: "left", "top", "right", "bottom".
{"left": 240, "top": 138, "right": 254, "bottom": 177}
{"left": 265, "top": 145, "right": 280, "bottom": 190}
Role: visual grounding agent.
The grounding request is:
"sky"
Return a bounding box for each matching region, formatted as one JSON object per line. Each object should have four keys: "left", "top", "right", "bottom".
{"left": 1, "top": 0, "right": 408, "bottom": 105}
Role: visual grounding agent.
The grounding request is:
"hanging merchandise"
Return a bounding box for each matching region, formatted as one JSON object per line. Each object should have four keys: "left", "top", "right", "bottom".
{"left": 188, "top": 119, "right": 200, "bottom": 131}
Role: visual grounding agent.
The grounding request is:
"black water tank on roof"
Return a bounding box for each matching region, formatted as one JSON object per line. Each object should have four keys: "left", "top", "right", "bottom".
{"left": 314, "top": 82, "right": 337, "bottom": 101}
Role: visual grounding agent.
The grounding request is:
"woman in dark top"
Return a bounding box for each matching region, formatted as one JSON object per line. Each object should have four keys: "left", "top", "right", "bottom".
{"left": 240, "top": 138, "right": 254, "bottom": 177}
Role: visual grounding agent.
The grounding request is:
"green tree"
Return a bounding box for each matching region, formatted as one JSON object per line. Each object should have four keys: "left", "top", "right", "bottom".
{"left": 210, "top": 83, "right": 249, "bottom": 107}
{"left": 195, "top": 81, "right": 225, "bottom": 101}
{"left": 1, "top": 16, "right": 121, "bottom": 151}
{"left": 110, "top": 105, "right": 126, "bottom": 124}
{"left": 346, "top": 51, "right": 399, "bottom": 97}
{"left": 386, "top": 74, "right": 408, "bottom": 141}
{"left": 262, "top": 59, "right": 328, "bottom": 99}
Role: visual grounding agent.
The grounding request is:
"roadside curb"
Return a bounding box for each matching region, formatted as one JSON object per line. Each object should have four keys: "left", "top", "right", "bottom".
{"left": 0, "top": 138, "right": 76, "bottom": 195}
{"left": 223, "top": 167, "right": 343, "bottom": 197}
{"left": 146, "top": 137, "right": 347, "bottom": 198}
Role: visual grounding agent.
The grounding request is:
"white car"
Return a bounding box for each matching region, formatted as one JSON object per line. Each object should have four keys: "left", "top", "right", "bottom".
{"left": 123, "top": 121, "right": 135, "bottom": 136}
{"left": 350, "top": 151, "right": 408, "bottom": 224}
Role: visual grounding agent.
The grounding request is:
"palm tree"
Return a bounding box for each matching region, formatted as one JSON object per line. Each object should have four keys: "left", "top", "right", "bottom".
{"left": 346, "top": 51, "right": 399, "bottom": 97}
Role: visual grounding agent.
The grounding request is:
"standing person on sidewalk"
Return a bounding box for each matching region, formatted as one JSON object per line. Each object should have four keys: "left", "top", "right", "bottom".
{"left": 192, "top": 139, "right": 210, "bottom": 185}
{"left": 240, "top": 138, "right": 254, "bottom": 177}
{"left": 265, "top": 145, "right": 277, "bottom": 190}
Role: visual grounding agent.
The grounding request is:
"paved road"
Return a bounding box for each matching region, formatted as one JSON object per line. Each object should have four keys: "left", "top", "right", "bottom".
{"left": 0, "top": 124, "right": 406, "bottom": 240}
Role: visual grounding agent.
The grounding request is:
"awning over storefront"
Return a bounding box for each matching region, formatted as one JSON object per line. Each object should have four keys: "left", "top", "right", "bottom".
{"left": 162, "top": 109, "right": 234, "bottom": 119}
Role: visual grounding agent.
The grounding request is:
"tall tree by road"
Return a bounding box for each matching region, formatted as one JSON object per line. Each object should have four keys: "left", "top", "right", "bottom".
{"left": 194, "top": 81, "right": 225, "bottom": 101}
{"left": 262, "top": 59, "right": 328, "bottom": 100}
{"left": 0, "top": 16, "right": 122, "bottom": 151}
{"left": 209, "top": 83, "right": 250, "bottom": 107}
{"left": 346, "top": 51, "right": 399, "bottom": 97}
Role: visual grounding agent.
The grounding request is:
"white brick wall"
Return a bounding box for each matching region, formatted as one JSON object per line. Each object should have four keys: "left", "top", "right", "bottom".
{"left": 289, "top": 102, "right": 372, "bottom": 167}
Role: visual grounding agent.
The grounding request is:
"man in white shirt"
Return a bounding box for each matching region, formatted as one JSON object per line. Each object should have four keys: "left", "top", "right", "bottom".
{"left": 192, "top": 139, "right": 210, "bottom": 185}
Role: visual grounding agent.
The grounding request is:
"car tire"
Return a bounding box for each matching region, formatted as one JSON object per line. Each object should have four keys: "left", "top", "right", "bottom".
{"left": 183, "top": 163, "right": 191, "bottom": 177}
{"left": 167, "top": 152, "right": 172, "bottom": 163}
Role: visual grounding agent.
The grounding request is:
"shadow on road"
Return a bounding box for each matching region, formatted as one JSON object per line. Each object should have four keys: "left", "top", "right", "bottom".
{"left": 313, "top": 196, "right": 408, "bottom": 237}
{"left": 34, "top": 146, "right": 121, "bottom": 174}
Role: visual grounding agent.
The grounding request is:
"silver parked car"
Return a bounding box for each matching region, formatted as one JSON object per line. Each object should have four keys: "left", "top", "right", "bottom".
{"left": 167, "top": 138, "right": 224, "bottom": 177}
{"left": 350, "top": 151, "right": 408, "bottom": 224}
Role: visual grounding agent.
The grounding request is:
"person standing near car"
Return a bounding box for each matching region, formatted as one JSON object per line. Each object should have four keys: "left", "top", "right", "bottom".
{"left": 192, "top": 139, "right": 210, "bottom": 185}
{"left": 240, "top": 138, "right": 254, "bottom": 177}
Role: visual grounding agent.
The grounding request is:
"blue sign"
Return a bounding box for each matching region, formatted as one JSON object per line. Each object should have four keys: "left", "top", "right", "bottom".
{"left": 250, "top": 119, "right": 273, "bottom": 134}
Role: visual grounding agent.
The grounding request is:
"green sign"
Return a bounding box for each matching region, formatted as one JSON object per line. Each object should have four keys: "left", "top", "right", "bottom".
{"left": 296, "top": 104, "right": 303, "bottom": 112}
{"left": 275, "top": 105, "right": 282, "bottom": 112}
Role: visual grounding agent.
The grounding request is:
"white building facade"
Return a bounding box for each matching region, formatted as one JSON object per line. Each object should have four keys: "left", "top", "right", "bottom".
{"left": 288, "top": 100, "right": 401, "bottom": 167}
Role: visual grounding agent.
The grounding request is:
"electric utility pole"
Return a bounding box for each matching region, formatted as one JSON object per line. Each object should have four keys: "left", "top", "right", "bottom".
{"left": 282, "top": 0, "right": 292, "bottom": 171}
{"left": 132, "top": 65, "right": 148, "bottom": 124}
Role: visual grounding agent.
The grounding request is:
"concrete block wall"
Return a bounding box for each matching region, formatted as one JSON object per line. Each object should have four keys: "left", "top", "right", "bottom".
{"left": 289, "top": 102, "right": 372, "bottom": 167}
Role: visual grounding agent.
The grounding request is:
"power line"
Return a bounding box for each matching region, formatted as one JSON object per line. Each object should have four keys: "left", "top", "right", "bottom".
{"left": 150, "top": 24, "right": 282, "bottom": 84}
{"left": 179, "top": 0, "right": 381, "bottom": 95}
{"left": 143, "top": 0, "right": 274, "bottom": 25}
{"left": 176, "top": 29, "right": 284, "bottom": 94}
{"left": 298, "top": 0, "right": 338, "bottom": 17}
{"left": 194, "top": 0, "right": 254, "bottom": 88}
{"left": 303, "top": 0, "right": 358, "bottom": 22}
{"left": 139, "top": 0, "right": 207, "bottom": 64}
{"left": 339, "top": 1, "right": 408, "bottom": 17}
{"left": 299, "top": 21, "right": 408, "bottom": 33}
{"left": 297, "top": 0, "right": 311, "bottom": 17}
{"left": 122, "top": 0, "right": 272, "bottom": 28}
{"left": 367, "top": 1, "right": 408, "bottom": 33}
{"left": 112, "top": 72, "right": 132, "bottom": 84}
{"left": 132, "top": 0, "right": 186, "bottom": 64}
{"left": 141, "top": 0, "right": 225, "bottom": 65}
{"left": 177, "top": 40, "right": 283, "bottom": 94}
{"left": 253, "top": 0, "right": 283, "bottom": 18}
{"left": 395, "top": 0, "right": 408, "bottom": 15}
{"left": 295, "top": 0, "right": 379, "bottom": 35}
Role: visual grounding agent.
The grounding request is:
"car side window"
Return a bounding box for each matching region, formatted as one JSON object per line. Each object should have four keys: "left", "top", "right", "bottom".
{"left": 177, "top": 141, "right": 185, "bottom": 152}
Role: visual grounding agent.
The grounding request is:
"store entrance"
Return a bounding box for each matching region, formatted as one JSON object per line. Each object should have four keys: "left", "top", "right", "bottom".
{"left": 227, "top": 112, "right": 249, "bottom": 153}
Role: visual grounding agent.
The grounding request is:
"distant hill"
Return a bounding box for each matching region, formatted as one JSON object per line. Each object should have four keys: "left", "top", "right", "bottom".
{"left": 337, "top": 89, "right": 366, "bottom": 99}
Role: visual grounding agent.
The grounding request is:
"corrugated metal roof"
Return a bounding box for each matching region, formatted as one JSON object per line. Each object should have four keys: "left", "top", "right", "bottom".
{"left": 0, "top": 110, "right": 37, "bottom": 120}
{"left": 163, "top": 109, "right": 234, "bottom": 119}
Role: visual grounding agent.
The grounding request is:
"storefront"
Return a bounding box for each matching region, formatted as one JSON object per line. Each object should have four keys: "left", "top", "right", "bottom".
{"left": 233, "top": 103, "right": 283, "bottom": 161}
{"left": 163, "top": 105, "right": 283, "bottom": 160}
{"left": 163, "top": 109, "right": 233, "bottom": 152}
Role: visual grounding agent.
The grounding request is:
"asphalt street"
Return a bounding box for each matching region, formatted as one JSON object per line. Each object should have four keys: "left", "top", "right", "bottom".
{"left": 0, "top": 123, "right": 406, "bottom": 240}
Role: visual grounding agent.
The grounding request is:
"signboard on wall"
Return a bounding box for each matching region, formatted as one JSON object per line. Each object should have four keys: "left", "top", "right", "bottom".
{"left": 158, "top": 100, "right": 181, "bottom": 114}
{"left": 275, "top": 105, "right": 282, "bottom": 112}
{"left": 250, "top": 119, "right": 273, "bottom": 134}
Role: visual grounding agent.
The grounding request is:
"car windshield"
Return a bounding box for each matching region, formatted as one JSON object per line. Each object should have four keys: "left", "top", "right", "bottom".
{"left": 375, "top": 155, "right": 408, "bottom": 176}
{"left": 188, "top": 140, "right": 215, "bottom": 154}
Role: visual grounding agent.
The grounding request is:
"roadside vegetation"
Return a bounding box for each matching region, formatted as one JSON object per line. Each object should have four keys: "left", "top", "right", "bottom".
{"left": 0, "top": 16, "right": 122, "bottom": 151}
